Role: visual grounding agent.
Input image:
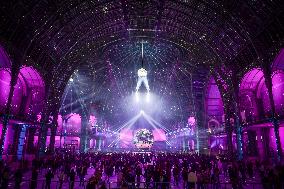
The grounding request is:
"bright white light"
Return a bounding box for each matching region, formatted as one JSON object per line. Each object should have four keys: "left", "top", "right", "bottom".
{"left": 136, "top": 68, "right": 150, "bottom": 92}
{"left": 69, "top": 78, "right": 74, "bottom": 82}
{"left": 137, "top": 68, "right": 147, "bottom": 77}
{"left": 140, "top": 110, "right": 144, "bottom": 115}
{"left": 135, "top": 91, "right": 139, "bottom": 102}
{"left": 146, "top": 92, "right": 150, "bottom": 102}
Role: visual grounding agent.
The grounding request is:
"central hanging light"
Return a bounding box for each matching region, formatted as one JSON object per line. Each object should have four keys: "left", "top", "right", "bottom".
{"left": 137, "top": 67, "right": 147, "bottom": 77}
{"left": 135, "top": 41, "right": 150, "bottom": 93}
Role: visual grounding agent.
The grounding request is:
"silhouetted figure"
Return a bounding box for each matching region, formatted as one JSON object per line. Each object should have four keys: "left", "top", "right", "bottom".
{"left": 45, "top": 168, "right": 54, "bottom": 189}
{"left": 30, "top": 168, "right": 38, "bottom": 189}
{"left": 58, "top": 170, "right": 65, "bottom": 189}
{"left": 1, "top": 167, "right": 10, "bottom": 189}
{"left": 14, "top": 168, "right": 23, "bottom": 189}
{"left": 69, "top": 168, "right": 76, "bottom": 189}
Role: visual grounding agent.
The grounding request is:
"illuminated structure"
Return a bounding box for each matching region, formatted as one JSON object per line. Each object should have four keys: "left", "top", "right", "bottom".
{"left": 0, "top": 1, "right": 283, "bottom": 162}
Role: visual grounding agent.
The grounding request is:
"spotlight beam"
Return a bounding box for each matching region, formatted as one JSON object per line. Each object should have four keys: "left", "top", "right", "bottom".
{"left": 114, "top": 112, "right": 142, "bottom": 132}
{"left": 140, "top": 112, "right": 172, "bottom": 145}
{"left": 142, "top": 112, "right": 170, "bottom": 132}
{"left": 108, "top": 112, "right": 143, "bottom": 148}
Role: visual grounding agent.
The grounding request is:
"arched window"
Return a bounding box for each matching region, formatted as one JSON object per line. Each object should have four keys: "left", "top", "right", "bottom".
{"left": 0, "top": 45, "right": 45, "bottom": 116}
{"left": 19, "top": 66, "right": 45, "bottom": 116}
{"left": 239, "top": 67, "right": 284, "bottom": 120}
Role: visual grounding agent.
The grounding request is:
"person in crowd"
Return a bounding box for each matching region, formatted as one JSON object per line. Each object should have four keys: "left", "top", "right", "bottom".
{"left": 69, "top": 167, "right": 76, "bottom": 189}
{"left": 135, "top": 163, "right": 142, "bottom": 188}
{"left": 239, "top": 161, "right": 246, "bottom": 185}
{"left": 105, "top": 164, "right": 114, "bottom": 183}
{"left": 222, "top": 159, "right": 228, "bottom": 177}
{"left": 196, "top": 169, "right": 204, "bottom": 189}
{"left": 144, "top": 164, "right": 152, "bottom": 188}
{"left": 14, "top": 167, "right": 23, "bottom": 189}
{"left": 228, "top": 164, "right": 239, "bottom": 189}
{"left": 1, "top": 149, "right": 284, "bottom": 189}
{"left": 187, "top": 168, "right": 197, "bottom": 189}
{"left": 45, "top": 168, "right": 54, "bottom": 189}
{"left": 58, "top": 169, "right": 65, "bottom": 189}
{"left": 78, "top": 165, "right": 86, "bottom": 187}
{"left": 117, "top": 168, "right": 123, "bottom": 188}
{"left": 182, "top": 166, "right": 188, "bottom": 188}
{"left": 173, "top": 164, "right": 179, "bottom": 186}
{"left": 86, "top": 172, "right": 97, "bottom": 189}
{"left": 30, "top": 168, "right": 38, "bottom": 189}
{"left": 100, "top": 181, "right": 107, "bottom": 189}
{"left": 1, "top": 166, "right": 10, "bottom": 189}
{"left": 247, "top": 160, "right": 254, "bottom": 179}
{"left": 211, "top": 166, "right": 220, "bottom": 189}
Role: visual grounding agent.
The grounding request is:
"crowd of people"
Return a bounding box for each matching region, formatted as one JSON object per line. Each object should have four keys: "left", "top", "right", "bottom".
{"left": 0, "top": 150, "right": 284, "bottom": 189}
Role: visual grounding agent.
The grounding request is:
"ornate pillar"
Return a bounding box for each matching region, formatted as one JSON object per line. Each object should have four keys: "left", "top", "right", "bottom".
{"left": 0, "top": 66, "right": 19, "bottom": 160}
{"left": 195, "top": 94, "right": 207, "bottom": 154}
{"left": 27, "top": 127, "right": 36, "bottom": 153}
{"left": 37, "top": 79, "right": 52, "bottom": 158}
{"left": 232, "top": 76, "right": 243, "bottom": 160}
{"left": 49, "top": 112, "right": 58, "bottom": 152}
{"left": 264, "top": 67, "right": 282, "bottom": 161}
{"left": 16, "top": 124, "right": 28, "bottom": 160}
{"left": 38, "top": 116, "right": 48, "bottom": 158}
{"left": 11, "top": 125, "right": 22, "bottom": 161}
{"left": 224, "top": 108, "right": 233, "bottom": 156}
{"left": 86, "top": 135, "right": 91, "bottom": 149}
{"left": 80, "top": 113, "right": 89, "bottom": 152}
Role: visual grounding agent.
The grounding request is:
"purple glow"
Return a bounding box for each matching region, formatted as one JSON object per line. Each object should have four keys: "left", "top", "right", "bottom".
{"left": 240, "top": 68, "right": 267, "bottom": 117}
{"left": 20, "top": 66, "right": 45, "bottom": 115}
{"left": 239, "top": 68, "right": 284, "bottom": 116}
{"left": 188, "top": 116, "right": 196, "bottom": 126}
{"left": 153, "top": 129, "right": 166, "bottom": 141}
{"left": 0, "top": 69, "right": 11, "bottom": 111}
{"left": 279, "top": 127, "right": 284, "bottom": 152}
{"left": 240, "top": 68, "right": 264, "bottom": 90}
{"left": 271, "top": 71, "right": 284, "bottom": 114}
{"left": 20, "top": 66, "right": 44, "bottom": 88}
{"left": 272, "top": 48, "right": 284, "bottom": 71}
{"left": 89, "top": 115, "right": 97, "bottom": 127}
{"left": 57, "top": 115, "right": 63, "bottom": 131}
{"left": 0, "top": 65, "right": 45, "bottom": 115}
{"left": 210, "top": 135, "right": 226, "bottom": 149}
{"left": 119, "top": 128, "right": 133, "bottom": 148}
{"left": 56, "top": 113, "right": 82, "bottom": 135}
{"left": 65, "top": 113, "right": 81, "bottom": 133}
{"left": 0, "top": 45, "right": 11, "bottom": 68}
{"left": 206, "top": 77, "right": 224, "bottom": 122}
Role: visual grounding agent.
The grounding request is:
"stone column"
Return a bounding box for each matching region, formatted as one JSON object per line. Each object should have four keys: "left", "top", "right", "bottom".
{"left": 225, "top": 114, "right": 233, "bottom": 155}
{"left": 195, "top": 96, "right": 207, "bottom": 154}
{"left": 49, "top": 113, "right": 58, "bottom": 152}
{"left": 80, "top": 113, "right": 89, "bottom": 152}
{"left": 27, "top": 127, "right": 36, "bottom": 153}
{"left": 0, "top": 67, "right": 19, "bottom": 160}
{"left": 17, "top": 124, "right": 28, "bottom": 160}
{"left": 232, "top": 76, "right": 243, "bottom": 160}
{"left": 12, "top": 125, "right": 22, "bottom": 161}
{"left": 38, "top": 115, "right": 49, "bottom": 158}
{"left": 37, "top": 79, "right": 52, "bottom": 158}
{"left": 224, "top": 100, "right": 234, "bottom": 156}
{"left": 264, "top": 69, "right": 282, "bottom": 161}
